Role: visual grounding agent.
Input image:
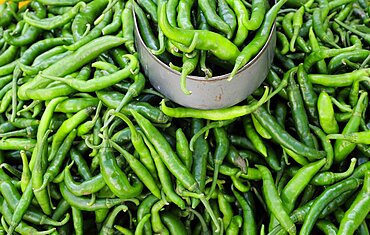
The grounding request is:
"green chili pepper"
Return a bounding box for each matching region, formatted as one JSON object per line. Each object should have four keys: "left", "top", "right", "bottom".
{"left": 0, "top": 46, "right": 18, "bottom": 67}
{"left": 176, "top": 0, "right": 194, "bottom": 29}
{"left": 64, "top": 163, "right": 105, "bottom": 196}
{"left": 217, "top": 191, "right": 233, "bottom": 230}
{"left": 225, "top": 0, "right": 249, "bottom": 47}
{"left": 99, "top": 204, "right": 128, "bottom": 235}
{"left": 217, "top": 0, "right": 236, "bottom": 37}
{"left": 300, "top": 177, "right": 363, "bottom": 235}
{"left": 225, "top": 215, "right": 242, "bottom": 235}
{"left": 110, "top": 140, "right": 161, "bottom": 199}
{"left": 328, "top": 49, "right": 370, "bottom": 73}
{"left": 32, "top": 45, "right": 67, "bottom": 66}
{"left": 316, "top": 220, "right": 338, "bottom": 235}
{"left": 51, "top": 199, "right": 71, "bottom": 224}
{"left": 71, "top": 0, "right": 109, "bottom": 41}
{"left": 132, "top": 109, "right": 198, "bottom": 192}
{"left": 349, "top": 79, "right": 361, "bottom": 108}
{"left": 198, "top": 0, "right": 232, "bottom": 38}
{"left": 36, "top": 0, "right": 87, "bottom": 5}
{"left": 19, "top": 37, "right": 73, "bottom": 66}
{"left": 95, "top": 208, "right": 110, "bottom": 227}
{"left": 3, "top": 1, "right": 46, "bottom": 46}
{"left": 312, "top": 8, "right": 339, "bottom": 49}
{"left": 243, "top": 115, "right": 268, "bottom": 157}
{"left": 207, "top": 126, "right": 230, "bottom": 199}
{"left": 265, "top": 69, "right": 289, "bottom": 100}
{"left": 0, "top": 75, "right": 12, "bottom": 89}
{"left": 18, "top": 36, "right": 125, "bottom": 100}
{"left": 335, "top": 18, "right": 370, "bottom": 44}
{"left": 109, "top": 74, "right": 146, "bottom": 128}
{"left": 283, "top": 12, "right": 312, "bottom": 53}
{"left": 308, "top": 125, "right": 333, "bottom": 171}
{"left": 190, "top": 118, "right": 209, "bottom": 208}
{"left": 140, "top": 129, "right": 187, "bottom": 210}
{"left": 49, "top": 107, "right": 94, "bottom": 161}
{"left": 256, "top": 165, "right": 296, "bottom": 235}
{"left": 226, "top": 145, "right": 246, "bottom": 173}
{"left": 114, "top": 225, "right": 133, "bottom": 235}
{"left": 309, "top": 68, "right": 370, "bottom": 87}
{"left": 276, "top": 31, "right": 290, "bottom": 55}
{"left": 290, "top": 6, "right": 305, "bottom": 52}
{"left": 71, "top": 207, "right": 83, "bottom": 235}
{"left": 164, "top": 0, "right": 178, "bottom": 28}
{"left": 189, "top": 119, "right": 235, "bottom": 151}
{"left": 102, "top": 1, "right": 123, "bottom": 35}
{"left": 0, "top": 197, "right": 56, "bottom": 235}
{"left": 99, "top": 131, "right": 143, "bottom": 199}
{"left": 0, "top": 138, "right": 36, "bottom": 151}
{"left": 121, "top": 0, "right": 135, "bottom": 54}
{"left": 42, "top": 54, "right": 138, "bottom": 92}
{"left": 317, "top": 91, "right": 339, "bottom": 134}
{"left": 23, "top": 2, "right": 86, "bottom": 30}
{"left": 0, "top": 89, "right": 13, "bottom": 114}
{"left": 39, "top": 129, "right": 77, "bottom": 192}
{"left": 282, "top": 158, "right": 326, "bottom": 212}
{"left": 161, "top": 211, "right": 188, "bottom": 235}
{"left": 31, "top": 128, "right": 53, "bottom": 216}
{"left": 159, "top": 1, "right": 239, "bottom": 63}
{"left": 151, "top": 200, "right": 169, "bottom": 235}
{"left": 209, "top": 199, "right": 223, "bottom": 235}
{"left": 161, "top": 87, "right": 271, "bottom": 120}
{"left": 59, "top": 182, "right": 137, "bottom": 211}
{"left": 245, "top": 0, "right": 267, "bottom": 31}
{"left": 333, "top": 92, "right": 368, "bottom": 163}
{"left": 110, "top": 111, "right": 158, "bottom": 181}
{"left": 136, "top": 195, "right": 157, "bottom": 235}
{"left": 311, "top": 158, "right": 357, "bottom": 186}
{"left": 29, "top": 97, "right": 67, "bottom": 169}
{"left": 328, "top": 130, "right": 370, "bottom": 144}
{"left": 253, "top": 104, "right": 326, "bottom": 159}
{"left": 303, "top": 44, "right": 357, "bottom": 72}
{"left": 0, "top": 2, "right": 18, "bottom": 28}
{"left": 65, "top": 8, "right": 113, "bottom": 51}
{"left": 0, "top": 179, "right": 70, "bottom": 227}
{"left": 54, "top": 97, "right": 98, "bottom": 113}
{"left": 288, "top": 67, "right": 316, "bottom": 148}
{"left": 232, "top": 187, "right": 257, "bottom": 235}
{"left": 175, "top": 128, "right": 192, "bottom": 170}
{"left": 133, "top": 1, "right": 166, "bottom": 60}
{"left": 7, "top": 184, "right": 37, "bottom": 234}
{"left": 0, "top": 61, "right": 17, "bottom": 77}
{"left": 196, "top": 7, "right": 213, "bottom": 78}
{"left": 230, "top": 0, "right": 288, "bottom": 80}
{"left": 21, "top": 51, "right": 75, "bottom": 77}
{"left": 136, "top": 0, "right": 157, "bottom": 22}
{"left": 97, "top": 91, "right": 168, "bottom": 123}
{"left": 133, "top": 110, "right": 219, "bottom": 231}
{"left": 20, "top": 150, "right": 31, "bottom": 192}
{"left": 251, "top": 114, "right": 272, "bottom": 139}
{"left": 296, "top": 64, "right": 319, "bottom": 125}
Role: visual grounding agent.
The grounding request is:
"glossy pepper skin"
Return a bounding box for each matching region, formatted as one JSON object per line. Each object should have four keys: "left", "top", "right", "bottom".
{"left": 99, "top": 133, "right": 143, "bottom": 199}
{"left": 337, "top": 172, "right": 370, "bottom": 235}
{"left": 158, "top": 1, "right": 240, "bottom": 64}
{"left": 18, "top": 36, "right": 125, "bottom": 100}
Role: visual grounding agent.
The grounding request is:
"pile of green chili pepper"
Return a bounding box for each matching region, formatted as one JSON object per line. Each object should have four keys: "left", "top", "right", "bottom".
{"left": 0, "top": 0, "right": 369, "bottom": 234}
